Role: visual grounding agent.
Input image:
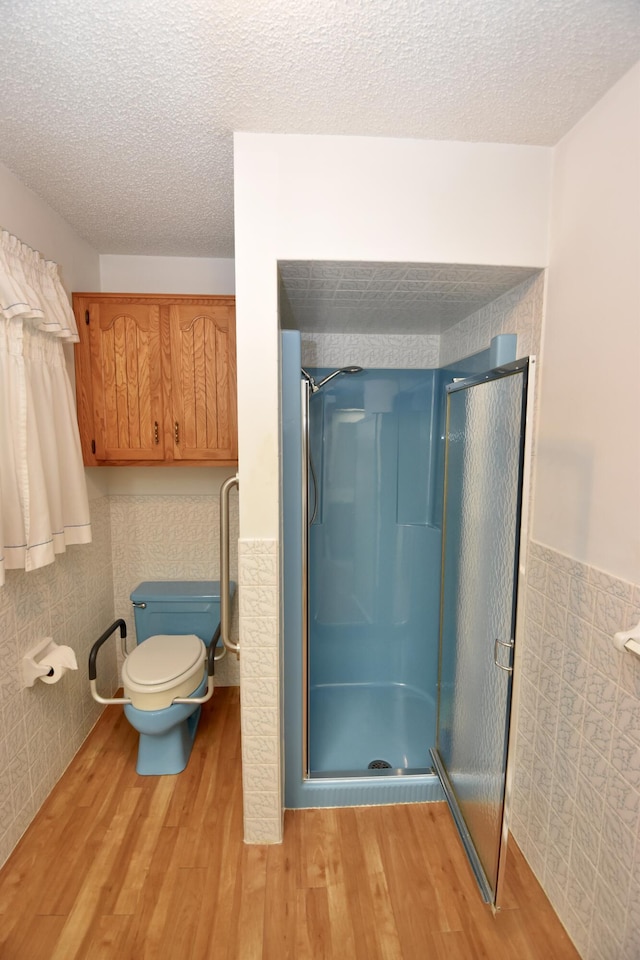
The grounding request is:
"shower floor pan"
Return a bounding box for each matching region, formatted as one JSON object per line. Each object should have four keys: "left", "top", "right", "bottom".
{"left": 309, "top": 681, "right": 436, "bottom": 776}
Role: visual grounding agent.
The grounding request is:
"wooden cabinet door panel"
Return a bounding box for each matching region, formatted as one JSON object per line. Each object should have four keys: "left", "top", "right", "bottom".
{"left": 74, "top": 293, "right": 237, "bottom": 466}
{"left": 169, "top": 302, "right": 237, "bottom": 461}
{"left": 90, "top": 302, "right": 165, "bottom": 461}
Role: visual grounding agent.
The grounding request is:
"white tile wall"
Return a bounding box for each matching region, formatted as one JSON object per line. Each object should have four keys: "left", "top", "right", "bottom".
{"left": 512, "top": 542, "right": 640, "bottom": 960}
{"left": 109, "top": 492, "right": 240, "bottom": 686}
{"left": 10, "top": 266, "right": 614, "bottom": 937}
{"left": 0, "top": 488, "right": 241, "bottom": 870}
{"left": 439, "top": 272, "right": 545, "bottom": 367}
{"left": 0, "top": 496, "right": 116, "bottom": 868}
{"left": 238, "top": 538, "right": 282, "bottom": 843}
{"left": 296, "top": 272, "right": 640, "bottom": 960}
{"left": 445, "top": 267, "right": 640, "bottom": 960}
{"left": 301, "top": 332, "right": 439, "bottom": 368}
{"left": 300, "top": 272, "right": 544, "bottom": 373}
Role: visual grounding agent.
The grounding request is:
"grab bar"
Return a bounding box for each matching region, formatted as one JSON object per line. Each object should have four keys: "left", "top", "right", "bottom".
{"left": 493, "top": 637, "right": 514, "bottom": 674}
{"left": 89, "top": 619, "right": 132, "bottom": 705}
{"left": 88, "top": 620, "right": 219, "bottom": 707}
{"left": 220, "top": 473, "right": 240, "bottom": 657}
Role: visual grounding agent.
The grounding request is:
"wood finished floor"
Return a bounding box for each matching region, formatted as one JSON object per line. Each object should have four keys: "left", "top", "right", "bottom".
{"left": 0, "top": 687, "right": 580, "bottom": 959}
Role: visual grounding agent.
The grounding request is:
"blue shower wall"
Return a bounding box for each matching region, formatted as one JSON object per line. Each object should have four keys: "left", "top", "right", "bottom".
{"left": 308, "top": 369, "right": 441, "bottom": 699}
{"left": 283, "top": 339, "right": 441, "bottom": 804}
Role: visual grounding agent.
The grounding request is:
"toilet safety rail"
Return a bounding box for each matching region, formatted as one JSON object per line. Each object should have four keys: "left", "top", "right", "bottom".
{"left": 88, "top": 619, "right": 219, "bottom": 707}
{"left": 220, "top": 473, "right": 240, "bottom": 657}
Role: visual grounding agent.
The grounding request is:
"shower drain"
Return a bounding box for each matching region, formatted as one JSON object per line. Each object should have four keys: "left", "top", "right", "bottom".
{"left": 368, "top": 759, "right": 392, "bottom": 770}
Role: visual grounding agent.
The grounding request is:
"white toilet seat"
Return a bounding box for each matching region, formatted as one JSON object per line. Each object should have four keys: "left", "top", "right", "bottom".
{"left": 122, "top": 634, "right": 206, "bottom": 710}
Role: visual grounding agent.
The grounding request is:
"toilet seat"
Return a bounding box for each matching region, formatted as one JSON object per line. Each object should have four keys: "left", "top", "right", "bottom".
{"left": 122, "top": 634, "right": 206, "bottom": 710}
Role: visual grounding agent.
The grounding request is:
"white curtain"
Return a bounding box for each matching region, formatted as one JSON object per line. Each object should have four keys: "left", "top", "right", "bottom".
{"left": 0, "top": 229, "right": 91, "bottom": 586}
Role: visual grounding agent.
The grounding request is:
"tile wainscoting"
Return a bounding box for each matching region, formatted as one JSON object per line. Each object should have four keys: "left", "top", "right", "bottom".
{"left": 512, "top": 542, "right": 640, "bottom": 960}
{"left": 110, "top": 492, "right": 240, "bottom": 687}
{"left": 301, "top": 332, "right": 439, "bottom": 368}
{"left": 439, "top": 272, "right": 544, "bottom": 368}
{"left": 238, "top": 538, "right": 282, "bottom": 843}
{"left": 0, "top": 496, "right": 116, "bottom": 868}
{"left": 0, "top": 489, "right": 241, "bottom": 869}
{"left": 300, "top": 273, "right": 545, "bottom": 375}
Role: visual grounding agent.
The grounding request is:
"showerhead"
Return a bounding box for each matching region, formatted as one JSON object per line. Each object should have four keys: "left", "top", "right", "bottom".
{"left": 313, "top": 366, "right": 364, "bottom": 391}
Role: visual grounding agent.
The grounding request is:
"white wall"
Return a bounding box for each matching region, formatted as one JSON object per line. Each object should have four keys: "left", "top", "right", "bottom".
{"left": 100, "top": 254, "right": 235, "bottom": 295}
{"left": 233, "top": 133, "right": 553, "bottom": 843}
{"left": 0, "top": 161, "right": 99, "bottom": 295}
{"left": 0, "top": 163, "right": 116, "bottom": 868}
{"left": 0, "top": 160, "right": 105, "bottom": 501}
{"left": 234, "top": 133, "right": 553, "bottom": 537}
{"left": 99, "top": 467, "right": 235, "bottom": 496}
{"left": 273, "top": 136, "right": 552, "bottom": 264}
{"left": 511, "top": 64, "right": 640, "bottom": 959}
{"left": 534, "top": 62, "right": 640, "bottom": 584}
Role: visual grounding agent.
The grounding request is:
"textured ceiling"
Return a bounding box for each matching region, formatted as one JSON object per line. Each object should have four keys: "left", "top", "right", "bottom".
{"left": 279, "top": 261, "right": 540, "bottom": 334}
{"left": 1, "top": 0, "right": 638, "bottom": 257}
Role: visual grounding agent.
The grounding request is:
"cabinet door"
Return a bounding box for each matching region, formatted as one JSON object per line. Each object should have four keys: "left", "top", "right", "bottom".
{"left": 89, "top": 301, "right": 165, "bottom": 461}
{"left": 168, "top": 300, "right": 237, "bottom": 461}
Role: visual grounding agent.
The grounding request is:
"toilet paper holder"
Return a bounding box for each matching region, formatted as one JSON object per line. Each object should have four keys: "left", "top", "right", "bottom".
{"left": 22, "top": 638, "right": 78, "bottom": 687}
{"left": 612, "top": 619, "right": 640, "bottom": 660}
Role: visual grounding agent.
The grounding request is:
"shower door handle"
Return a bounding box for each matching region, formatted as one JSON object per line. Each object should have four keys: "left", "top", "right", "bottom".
{"left": 493, "top": 637, "right": 514, "bottom": 674}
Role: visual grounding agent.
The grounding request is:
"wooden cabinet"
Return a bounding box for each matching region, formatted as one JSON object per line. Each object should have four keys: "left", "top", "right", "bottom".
{"left": 73, "top": 294, "right": 237, "bottom": 466}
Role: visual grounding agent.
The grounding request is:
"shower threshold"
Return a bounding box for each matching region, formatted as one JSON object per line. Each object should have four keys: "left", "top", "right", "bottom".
{"left": 310, "top": 766, "right": 434, "bottom": 779}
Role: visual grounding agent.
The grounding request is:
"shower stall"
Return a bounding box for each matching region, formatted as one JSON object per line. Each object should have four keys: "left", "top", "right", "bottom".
{"left": 281, "top": 329, "right": 533, "bottom": 907}
{"left": 304, "top": 365, "right": 441, "bottom": 776}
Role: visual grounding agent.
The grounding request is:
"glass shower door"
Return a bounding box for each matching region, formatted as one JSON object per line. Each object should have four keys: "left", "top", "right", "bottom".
{"left": 431, "top": 358, "right": 532, "bottom": 909}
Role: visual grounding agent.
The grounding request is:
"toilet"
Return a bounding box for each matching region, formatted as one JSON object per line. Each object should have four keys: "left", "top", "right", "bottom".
{"left": 123, "top": 580, "right": 227, "bottom": 775}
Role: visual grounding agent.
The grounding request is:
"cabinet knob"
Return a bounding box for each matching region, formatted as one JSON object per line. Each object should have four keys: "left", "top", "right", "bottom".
{"left": 174, "top": 421, "right": 180, "bottom": 444}
{"left": 154, "top": 421, "right": 159, "bottom": 445}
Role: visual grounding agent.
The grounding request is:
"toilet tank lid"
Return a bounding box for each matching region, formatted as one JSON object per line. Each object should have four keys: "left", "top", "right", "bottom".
{"left": 130, "top": 580, "right": 236, "bottom": 603}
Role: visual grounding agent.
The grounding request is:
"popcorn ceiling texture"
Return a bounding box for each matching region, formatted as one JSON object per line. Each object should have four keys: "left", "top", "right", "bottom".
{"left": 0, "top": 0, "right": 638, "bottom": 256}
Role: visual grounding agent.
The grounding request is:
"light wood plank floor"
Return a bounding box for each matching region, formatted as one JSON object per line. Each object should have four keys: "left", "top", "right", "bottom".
{"left": 0, "top": 687, "right": 580, "bottom": 959}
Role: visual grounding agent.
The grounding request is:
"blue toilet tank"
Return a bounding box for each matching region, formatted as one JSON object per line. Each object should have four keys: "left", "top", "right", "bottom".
{"left": 130, "top": 581, "right": 232, "bottom": 648}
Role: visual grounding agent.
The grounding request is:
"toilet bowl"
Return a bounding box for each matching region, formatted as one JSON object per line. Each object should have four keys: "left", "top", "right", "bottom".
{"left": 122, "top": 581, "right": 227, "bottom": 776}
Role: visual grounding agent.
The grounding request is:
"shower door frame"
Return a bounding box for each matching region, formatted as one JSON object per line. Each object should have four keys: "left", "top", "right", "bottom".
{"left": 431, "top": 356, "right": 536, "bottom": 910}
{"left": 301, "top": 378, "right": 311, "bottom": 779}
